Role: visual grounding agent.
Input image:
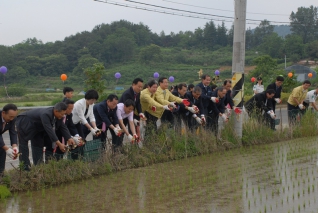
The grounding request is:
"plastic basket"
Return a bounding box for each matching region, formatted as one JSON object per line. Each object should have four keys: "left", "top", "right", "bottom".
{"left": 83, "top": 139, "right": 103, "bottom": 162}
{"left": 275, "top": 119, "right": 280, "bottom": 125}
{"left": 84, "top": 139, "right": 103, "bottom": 151}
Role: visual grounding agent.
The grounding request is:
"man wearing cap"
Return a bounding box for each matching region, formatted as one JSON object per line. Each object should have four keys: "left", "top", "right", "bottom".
{"left": 266, "top": 76, "right": 284, "bottom": 130}
{"left": 253, "top": 77, "right": 264, "bottom": 95}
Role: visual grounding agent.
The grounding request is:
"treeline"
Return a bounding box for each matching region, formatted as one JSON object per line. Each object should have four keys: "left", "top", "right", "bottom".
{"left": 0, "top": 6, "right": 317, "bottom": 84}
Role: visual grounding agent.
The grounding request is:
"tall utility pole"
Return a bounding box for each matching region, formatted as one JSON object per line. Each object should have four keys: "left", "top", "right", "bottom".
{"left": 231, "top": 0, "right": 247, "bottom": 139}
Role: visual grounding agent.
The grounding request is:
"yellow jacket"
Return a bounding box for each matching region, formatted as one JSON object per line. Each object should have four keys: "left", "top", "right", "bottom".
{"left": 154, "top": 87, "right": 183, "bottom": 105}
{"left": 140, "top": 88, "right": 164, "bottom": 118}
{"left": 287, "top": 85, "right": 308, "bottom": 106}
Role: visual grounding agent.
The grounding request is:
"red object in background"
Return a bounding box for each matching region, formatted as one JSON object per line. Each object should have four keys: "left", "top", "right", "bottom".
{"left": 152, "top": 106, "right": 156, "bottom": 112}
{"left": 182, "top": 99, "right": 190, "bottom": 106}
{"left": 308, "top": 73, "right": 313, "bottom": 78}
{"left": 251, "top": 77, "right": 256, "bottom": 82}
{"left": 234, "top": 108, "right": 242, "bottom": 114}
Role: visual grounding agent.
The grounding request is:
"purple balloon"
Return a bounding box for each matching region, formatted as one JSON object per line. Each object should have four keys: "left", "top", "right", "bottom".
{"left": 214, "top": 70, "right": 220, "bottom": 76}
{"left": 153, "top": 72, "right": 159, "bottom": 78}
{"left": 114, "top": 72, "right": 121, "bottom": 79}
{"left": 0, "top": 66, "right": 7, "bottom": 74}
{"left": 169, "top": 76, "right": 174, "bottom": 82}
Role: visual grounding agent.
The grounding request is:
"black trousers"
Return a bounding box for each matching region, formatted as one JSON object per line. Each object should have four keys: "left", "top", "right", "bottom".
{"left": 207, "top": 113, "right": 219, "bottom": 136}
{"left": 0, "top": 147, "right": 6, "bottom": 175}
{"left": 144, "top": 111, "right": 158, "bottom": 138}
{"left": 287, "top": 103, "right": 305, "bottom": 125}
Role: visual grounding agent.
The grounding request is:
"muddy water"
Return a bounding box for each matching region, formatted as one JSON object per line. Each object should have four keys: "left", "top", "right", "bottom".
{"left": 2, "top": 137, "right": 318, "bottom": 213}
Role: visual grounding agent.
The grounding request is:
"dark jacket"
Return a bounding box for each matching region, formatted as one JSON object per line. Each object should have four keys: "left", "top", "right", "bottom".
{"left": 119, "top": 87, "right": 142, "bottom": 115}
{"left": 245, "top": 91, "right": 274, "bottom": 114}
{"left": 93, "top": 100, "right": 119, "bottom": 127}
{"left": 224, "top": 90, "right": 234, "bottom": 109}
{"left": 266, "top": 82, "right": 282, "bottom": 111}
{"left": 0, "top": 111, "right": 18, "bottom": 148}
{"left": 196, "top": 82, "right": 212, "bottom": 114}
{"left": 185, "top": 91, "right": 205, "bottom": 116}
{"left": 207, "top": 89, "right": 225, "bottom": 115}
{"left": 16, "top": 107, "right": 71, "bottom": 143}
{"left": 56, "top": 113, "right": 78, "bottom": 140}
{"left": 172, "top": 90, "right": 188, "bottom": 114}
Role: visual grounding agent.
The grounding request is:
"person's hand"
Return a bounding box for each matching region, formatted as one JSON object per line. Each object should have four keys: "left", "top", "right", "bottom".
{"left": 67, "top": 138, "right": 75, "bottom": 146}
{"left": 151, "top": 106, "right": 156, "bottom": 112}
{"left": 211, "top": 97, "right": 219, "bottom": 103}
{"left": 195, "top": 117, "right": 202, "bottom": 124}
{"left": 225, "top": 108, "right": 231, "bottom": 116}
{"left": 187, "top": 107, "right": 197, "bottom": 114}
{"left": 58, "top": 143, "right": 67, "bottom": 153}
{"left": 201, "top": 116, "right": 206, "bottom": 125}
{"left": 133, "top": 134, "right": 139, "bottom": 141}
{"left": 113, "top": 127, "right": 122, "bottom": 136}
{"left": 93, "top": 127, "right": 101, "bottom": 136}
{"left": 163, "top": 105, "right": 170, "bottom": 111}
{"left": 298, "top": 104, "right": 304, "bottom": 110}
{"left": 134, "top": 119, "right": 140, "bottom": 126}
{"left": 127, "top": 134, "right": 133, "bottom": 142}
{"left": 169, "top": 102, "right": 176, "bottom": 109}
{"left": 6, "top": 148, "right": 15, "bottom": 159}
{"left": 267, "top": 111, "right": 276, "bottom": 119}
{"left": 139, "top": 113, "right": 147, "bottom": 120}
{"left": 193, "top": 105, "right": 199, "bottom": 113}
{"left": 274, "top": 98, "right": 282, "bottom": 104}
{"left": 12, "top": 146, "right": 19, "bottom": 160}
{"left": 90, "top": 128, "right": 97, "bottom": 136}
{"left": 221, "top": 114, "right": 228, "bottom": 122}
{"left": 72, "top": 136, "right": 81, "bottom": 145}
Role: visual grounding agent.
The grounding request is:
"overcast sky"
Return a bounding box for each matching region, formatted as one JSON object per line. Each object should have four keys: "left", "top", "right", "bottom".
{"left": 1, "top": 0, "right": 317, "bottom": 46}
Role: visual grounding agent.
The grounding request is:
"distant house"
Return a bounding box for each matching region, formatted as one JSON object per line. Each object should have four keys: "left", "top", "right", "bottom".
{"left": 285, "top": 65, "right": 316, "bottom": 82}
{"left": 45, "top": 88, "right": 55, "bottom": 92}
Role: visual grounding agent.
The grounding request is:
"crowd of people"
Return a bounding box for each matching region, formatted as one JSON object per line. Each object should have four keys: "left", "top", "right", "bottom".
{"left": 1, "top": 74, "right": 317, "bottom": 174}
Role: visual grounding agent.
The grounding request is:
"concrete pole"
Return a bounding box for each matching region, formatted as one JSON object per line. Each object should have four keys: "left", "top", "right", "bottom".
{"left": 231, "top": 0, "right": 247, "bottom": 139}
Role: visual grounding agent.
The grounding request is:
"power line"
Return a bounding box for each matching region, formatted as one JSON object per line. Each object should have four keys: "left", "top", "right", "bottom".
{"left": 124, "top": 0, "right": 292, "bottom": 24}
{"left": 94, "top": 0, "right": 240, "bottom": 23}
{"left": 162, "top": 0, "right": 290, "bottom": 16}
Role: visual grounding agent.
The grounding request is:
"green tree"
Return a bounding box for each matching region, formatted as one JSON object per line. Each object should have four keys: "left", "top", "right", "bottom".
{"left": 260, "top": 33, "right": 284, "bottom": 58}
{"left": 253, "top": 20, "right": 274, "bottom": 47}
{"left": 203, "top": 21, "right": 217, "bottom": 50}
{"left": 306, "top": 40, "right": 318, "bottom": 59}
{"left": 290, "top": 6, "right": 318, "bottom": 43}
{"left": 72, "top": 55, "right": 100, "bottom": 77}
{"left": 251, "top": 55, "right": 278, "bottom": 77}
{"left": 284, "top": 35, "right": 305, "bottom": 57}
{"left": 216, "top": 22, "right": 228, "bottom": 47}
{"left": 84, "top": 63, "right": 107, "bottom": 95}
{"left": 139, "top": 44, "right": 163, "bottom": 64}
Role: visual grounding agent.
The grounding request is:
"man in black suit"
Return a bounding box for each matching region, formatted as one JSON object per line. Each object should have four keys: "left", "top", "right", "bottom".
{"left": 207, "top": 87, "right": 228, "bottom": 136}
{"left": 0, "top": 104, "right": 18, "bottom": 176}
{"left": 45, "top": 99, "right": 82, "bottom": 160}
{"left": 196, "top": 74, "right": 212, "bottom": 118}
{"left": 186, "top": 86, "right": 205, "bottom": 130}
{"left": 119, "top": 78, "right": 144, "bottom": 135}
{"left": 266, "top": 76, "right": 284, "bottom": 129}
{"left": 172, "top": 83, "right": 198, "bottom": 129}
{"left": 223, "top": 80, "right": 235, "bottom": 110}
{"left": 245, "top": 89, "right": 276, "bottom": 127}
{"left": 16, "top": 102, "right": 75, "bottom": 169}
{"left": 93, "top": 94, "right": 121, "bottom": 149}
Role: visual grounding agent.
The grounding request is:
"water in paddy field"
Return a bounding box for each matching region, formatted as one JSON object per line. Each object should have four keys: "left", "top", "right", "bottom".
{"left": 2, "top": 137, "right": 318, "bottom": 213}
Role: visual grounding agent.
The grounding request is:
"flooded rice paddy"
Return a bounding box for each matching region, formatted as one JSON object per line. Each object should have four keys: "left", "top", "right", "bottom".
{"left": 2, "top": 137, "right": 318, "bottom": 213}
